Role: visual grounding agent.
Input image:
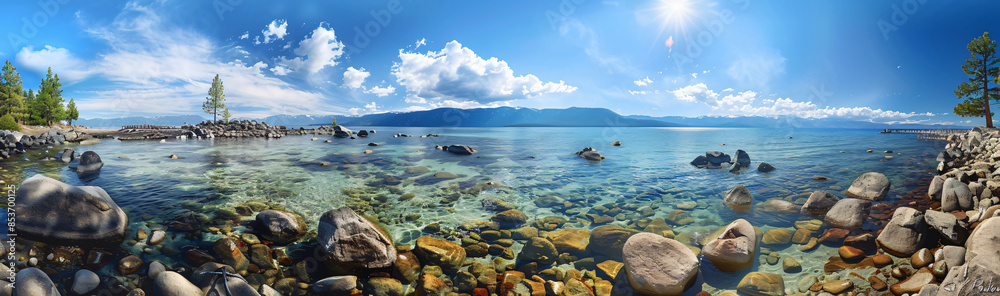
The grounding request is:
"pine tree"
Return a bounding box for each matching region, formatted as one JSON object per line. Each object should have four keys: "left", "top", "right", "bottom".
{"left": 0, "top": 61, "right": 27, "bottom": 121}
{"left": 223, "top": 107, "right": 231, "bottom": 122}
{"left": 28, "top": 68, "right": 66, "bottom": 126}
{"left": 66, "top": 98, "right": 79, "bottom": 126}
{"left": 954, "top": 32, "right": 1000, "bottom": 127}
{"left": 203, "top": 74, "right": 226, "bottom": 122}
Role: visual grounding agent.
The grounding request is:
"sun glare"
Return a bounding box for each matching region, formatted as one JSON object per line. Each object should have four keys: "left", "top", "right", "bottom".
{"left": 658, "top": 0, "right": 696, "bottom": 33}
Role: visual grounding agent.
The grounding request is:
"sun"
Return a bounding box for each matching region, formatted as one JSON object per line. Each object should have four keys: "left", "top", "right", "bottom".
{"left": 656, "top": 0, "right": 696, "bottom": 33}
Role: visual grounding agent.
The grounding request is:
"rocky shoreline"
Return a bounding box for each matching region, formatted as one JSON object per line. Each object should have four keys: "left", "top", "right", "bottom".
{"left": 0, "top": 127, "right": 107, "bottom": 160}
{"left": 2, "top": 127, "right": 998, "bottom": 296}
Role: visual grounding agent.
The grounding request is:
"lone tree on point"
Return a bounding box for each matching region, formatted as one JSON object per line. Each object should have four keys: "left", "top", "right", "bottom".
{"left": 954, "top": 32, "right": 1000, "bottom": 128}
{"left": 203, "top": 74, "right": 226, "bottom": 122}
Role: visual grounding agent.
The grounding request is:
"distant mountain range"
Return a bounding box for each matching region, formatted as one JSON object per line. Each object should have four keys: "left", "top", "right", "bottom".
{"left": 75, "top": 107, "right": 966, "bottom": 129}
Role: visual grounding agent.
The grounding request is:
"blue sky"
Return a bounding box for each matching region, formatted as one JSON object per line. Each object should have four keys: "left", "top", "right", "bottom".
{"left": 1, "top": 0, "right": 997, "bottom": 124}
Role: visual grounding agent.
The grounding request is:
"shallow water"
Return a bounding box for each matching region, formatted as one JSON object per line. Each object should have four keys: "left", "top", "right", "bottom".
{"left": 0, "top": 127, "right": 945, "bottom": 292}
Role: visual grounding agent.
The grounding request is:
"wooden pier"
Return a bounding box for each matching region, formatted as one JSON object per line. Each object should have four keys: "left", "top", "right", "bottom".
{"left": 120, "top": 124, "right": 176, "bottom": 130}
{"left": 880, "top": 128, "right": 972, "bottom": 140}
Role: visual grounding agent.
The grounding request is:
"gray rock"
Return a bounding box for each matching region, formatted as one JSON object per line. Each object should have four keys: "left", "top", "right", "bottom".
{"left": 876, "top": 207, "right": 927, "bottom": 257}
{"left": 313, "top": 276, "right": 358, "bottom": 294}
{"left": 192, "top": 262, "right": 261, "bottom": 296}
{"left": 317, "top": 207, "right": 397, "bottom": 269}
{"left": 622, "top": 233, "right": 699, "bottom": 296}
{"left": 928, "top": 175, "right": 945, "bottom": 200}
{"left": 575, "top": 147, "right": 604, "bottom": 161}
{"left": 939, "top": 246, "right": 966, "bottom": 268}
{"left": 823, "top": 198, "right": 871, "bottom": 228}
{"left": 756, "top": 162, "right": 775, "bottom": 173}
{"left": 735, "top": 149, "right": 750, "bottom": 167}
{"left": 942, "top": 178, "right": 973, "bottom": 211}
{"left": 690, "top": 155, "right": 708, "bottom": 167}
{"left": 256, "top": 210, "right": 308, "bottom": 244}
{"left": 77, "top": 151, "right": 103, "bottom": 174}
{"left": 801, "top": 190, "right": 840, "bottom": 215}
{"left": 14, "top": 268, "right": 59, "bottom": 296}
{"left": 937, "top": 262, "right": 1000, "bottom": 296}
{"left": 259, "top": 285, "right": 282, "bottom": 296}
{"left": 56, "top": 148, "right": 74, "bottom": 163}
{"left": 147, "top": 261, "right": 167, "bottom": 279}
{"left": 446, "top": 145, "right": 477, "bottom": 155}
{"left": 71, "top": 269, "right": 100, "bottom": 295}
{"left": 14, "top": 175, "right": 127, "bottom": 244}
{"left": 153, "top": 271, "right": 203, "bottom": 296}
{"left": 705, "top": 151, "right": 731, "bottom": 165}
{"left": 724, "top": 185, "right": 752, "bottom": 211}
{"left": 844, "top": 172, "right": 890, "bottom": 200}
{"left": 333, "top": 125, "right": 353, "bottom": 138}
{"left": 924, "top": 210, "right": 968, "bottom": 244}
{"left": 966, "top": 216, "right": 1000, "bottom": 271}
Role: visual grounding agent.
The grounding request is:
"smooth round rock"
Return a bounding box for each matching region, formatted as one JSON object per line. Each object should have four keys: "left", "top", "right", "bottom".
{"left": 15, "top": 268, "right": 59, "bottom": 296}
{"left": 14, "top": 174, "right": 128, "bottom": 244}
{"left": 844, "top": 172, "right": 890, "bottom": 200}
{"left": 622, "top": 233, "right": 699, "bottom": 296}
{"left": 736, "top": 272, "right": 784, "bottom": 296}
{"left": 71, "top": 269, "right": 100, "bottom": 294}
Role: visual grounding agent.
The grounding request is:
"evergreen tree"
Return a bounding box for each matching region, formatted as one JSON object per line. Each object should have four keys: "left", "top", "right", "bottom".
{"left": 66, "top": 98, "right": 79, "bottom": 126}
{"left": 203, "top": 74, "right": 226, "bottom": 122}
{"left": 954, "top": 32, "right": 1000, "bottom": 127}
{"left": 28, "top": 68, "right": 66, "bottom": 126}
{"left": 223, "top": 107, "right": 231, "bottom": 122}
{"left": 0, "top": 61, "right": 27, "bottom": 121}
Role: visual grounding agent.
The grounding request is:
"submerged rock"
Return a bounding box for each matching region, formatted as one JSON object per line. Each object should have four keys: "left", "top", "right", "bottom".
{"left": 724, "top": 185, "right": 752, "bottom": 212}
{"left": 317, "top": 207, "right": 397, "bottom": 269}
{"left": 736, "top": 272, "right": 784, "bottom": 296}
{"left": 622, "top": 233, "right": 699, "bottom": 296}
{"left": 445, "top": 145, "right": 477, "bottom": 155}
{"left": 844, "top": 172, "right": 890, "bottom": 200}
{"left": 756, "top": 162, "right": 775, "bottom": 173}
{"left": 15, "top": 174, "right": 128, "bottom": 244}
{"left": 414, "top": 236, "right": 466, "bottom": 271}
{"left": 153, "top": 271, "right": 203, "bottom": 296}
{"left": 703, "top": 219, "right": 757, "bottom": 272}
{"left": 15, "top": 268, "right": 59, "bottom": 296}
{"left": 255, "top": 210, "right": 308, "bottom": 244}
{"left": 824, "top": 198, "right": 871, "bottom": 228}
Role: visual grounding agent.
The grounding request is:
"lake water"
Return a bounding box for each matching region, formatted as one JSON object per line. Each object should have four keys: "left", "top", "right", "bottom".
{"left": 1, "top": 127, "right": 946, "bottom": 293}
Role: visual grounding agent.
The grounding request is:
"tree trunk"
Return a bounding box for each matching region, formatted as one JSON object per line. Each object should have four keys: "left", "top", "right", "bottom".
{"left": 986, "top": 55, "right": 994, "bottom": 128}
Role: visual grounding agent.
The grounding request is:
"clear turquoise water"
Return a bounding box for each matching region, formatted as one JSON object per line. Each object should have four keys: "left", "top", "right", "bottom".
{"left": 2, "top": 127, "right": 946, "bottom": 292}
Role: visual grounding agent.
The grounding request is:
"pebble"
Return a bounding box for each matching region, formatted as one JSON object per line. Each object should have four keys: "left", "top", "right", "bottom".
{"left": 822, "top": 280, "right": 852, "bottom": 294}
{"left": 910, "top": 248, "right": 933, "bottom": 269}
{"left": 118, "top": 255, "right": 143, "bottom": 274}
{"left": 72, "top": 269, "right": 100, "bottom": 294}
{"left": 148, "top": 230, "right": 165, "bottom": 245}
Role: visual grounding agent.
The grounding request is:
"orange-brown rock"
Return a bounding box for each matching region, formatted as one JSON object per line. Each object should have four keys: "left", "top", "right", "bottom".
{"left": 838, "top": 246, "right": 865, "bottom": 262}
{"left": 872, "top": 254, "right": 893, "bottom": 267}
{"left": 869, "top": 276, "right": 887, "bottom": 291}
{"left": 823, "top": 280, "right": 853, "bottom": 294}
{"left": 824, "top": 256, "right": 875, "bottom": 273}
{"left": 889, "top": 267, "right": 935, "bottom": 296}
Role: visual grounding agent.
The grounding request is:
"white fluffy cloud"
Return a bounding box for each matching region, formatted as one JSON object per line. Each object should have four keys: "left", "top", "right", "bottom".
{"left": 633, "top": 77, "right": 653, "bottom": 86}
{"left": 239, "top": 31, "right": 249, "bottom": 40}
{"left": 45, "top": 2, "right": 338, "bottom": 118}
{"left": 343, "top": 67, "right": 369, "bottom": 89}
{"left": 671, "top": 83, "right": 717, "bottom": 103}
{"left": 727, "top": 50, "right": 786, "bottom": 88}
{"left": 261, "top": 19, "right": 288, "bottom": 44}
{"left": 366, "top": 85, "right": 395, "bottom": 97}
{"left": 669, "top": 84, "right": 935, "bottom": 121}
{"left": 15, "top": 45, "right": 95, "bottom": 85}
{"left": 392, "top": 40, "right": 576, "bottom": 104}
{"left": 276, "top": 25, "right": 344, "bottom": 74}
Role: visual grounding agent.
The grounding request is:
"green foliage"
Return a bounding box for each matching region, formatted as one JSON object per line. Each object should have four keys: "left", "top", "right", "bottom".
{"left": 27, "top": 68, "right": 66, "bottom": 126}
{"left": 0, "top": 114, "right": 19, "bottom": 131}
{"left": 0, "top": 61, "right": 27, "bottom": 121}
{"left": 954, "top": 32, "right": 1000, "bottom": 127}
{"left": 222, "top": 107, "right": 231, "bottom": 122}
{"left": 332, "top": 117, "right": 337, "bottom": 126}
{"left": 203, "top": 74, "right": 226, "bottom": 122}
{"left": 66, "top": 98, "right": 79, "bottom": 126}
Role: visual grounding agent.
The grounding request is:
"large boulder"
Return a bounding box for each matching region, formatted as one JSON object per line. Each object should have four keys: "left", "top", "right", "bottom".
{"left": 575, "top": 147, "right": 604, "bottom": 161}
{"left": 517, "top": 237, "right": 558, "bottom": 266}
{"left": 876, "top": 207, "right": 927, "bottom": 257}
{"left": 77, "top": 151, "right": 103, "bottom": 175}
{"left": 317, "top": 207, "right": 397, "bottom": 269}
{"left": 357, "top": 130, "right": 369, "bottom": 137}
{"left": 724, "top": 185, "right": 752, "bottom": 212}
{"left": 414, "top": 236, "right": 466, "bottom": 271}
{"left": 756, "top": 162, "right": 775, "bottom": 173}
{"left": 703, "top": 219, "right": 757, "bottom": 272}
{"left": 14, "top": 175, "right": 127, "bottom": 244}
{"left": 941, "top": 178, "right": 973, "bottom": 212}
{"left": 153, "top": 271, "right": 203, "bottom": 296}
{"left": 924, "top": 210, "right": 968, "bottom": 244}
{"left": 333, "top": 125, "right": 353, "bottom": 138}
{"left": 445, "top": 145, "right": 477, "bottom": 155}
{"left": 801, "top": 190, "right": 840, "bottom": 215}
{"left": 966, "top": 216, "right": 1000, "bottom": 271}
{"left": 191, "top": 262, "right": 261, "bottom": 296}
{"left": 823, "top": 198, "right": 871, "bottom": 228}
{"left": 588, "top": 225, "right": 640, "bottom": 260}
{"left": 734, "top": 149, "right": 751, "bottom": 167}
{"left": 844, "top": 172, "right": 890, "bottom": 200}
{"left": 14, "top": 268, "right": 59, "bottom": 296}
{"left": 690, "top": 155, "right": 708, "bottom": 168}
{"left": 622, "top": 233, "right": 699, "bottom": 296}
{"left": 255, "top": 210, "right": 308, "bottom": 244}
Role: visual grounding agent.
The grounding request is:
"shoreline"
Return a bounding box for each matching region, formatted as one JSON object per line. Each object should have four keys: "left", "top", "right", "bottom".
{"left": 0, "top": 126, "right": 987, "bottom": 295}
